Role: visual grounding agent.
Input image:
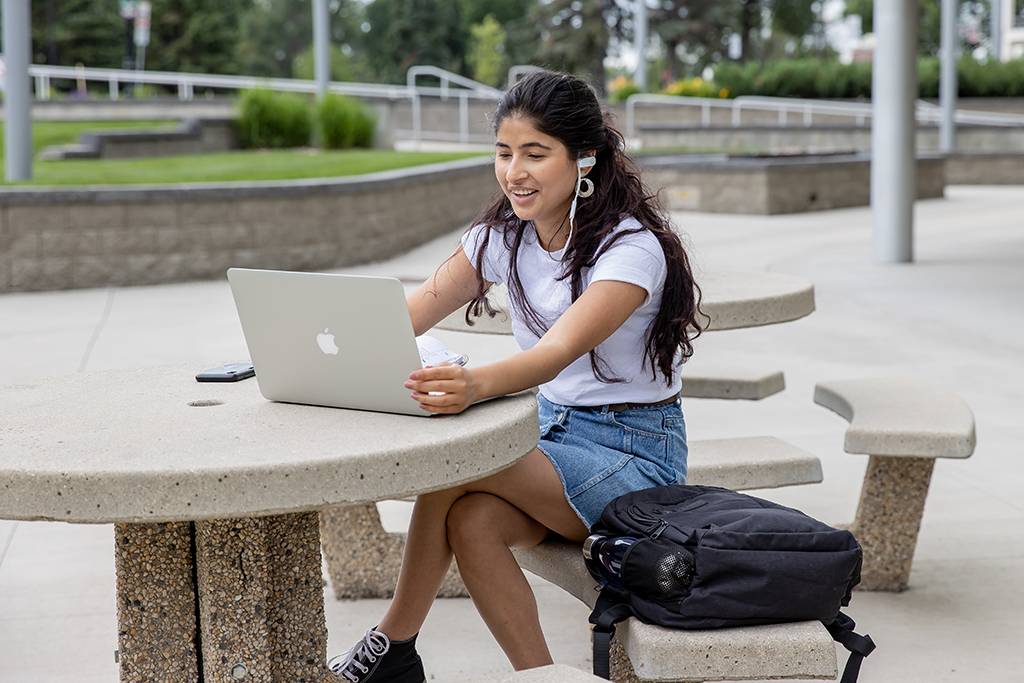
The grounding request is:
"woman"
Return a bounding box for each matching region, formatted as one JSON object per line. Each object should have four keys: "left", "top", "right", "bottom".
{"left": 329, "top": 69, "right": 702, "bottom": 682}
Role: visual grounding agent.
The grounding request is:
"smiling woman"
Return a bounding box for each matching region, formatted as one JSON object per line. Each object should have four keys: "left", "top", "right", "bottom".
{"left": 328, "top": 70, "right": 705, "bottom": 682}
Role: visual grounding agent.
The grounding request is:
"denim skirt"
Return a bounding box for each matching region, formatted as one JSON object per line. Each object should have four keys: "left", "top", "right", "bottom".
{"left": 536, "top": 393, "right": 688, "bottom": 529}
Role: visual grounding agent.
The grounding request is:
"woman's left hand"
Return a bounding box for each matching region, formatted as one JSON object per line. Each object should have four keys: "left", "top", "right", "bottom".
{"left": 404, "top": 364, "right": 481, "bottom": 414}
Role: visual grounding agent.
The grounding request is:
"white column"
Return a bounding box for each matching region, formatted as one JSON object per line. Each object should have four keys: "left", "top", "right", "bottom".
{"left": 871, "top": 0, "right": 917, "bottom": 264}
{"left": 634, "top": 0, "right": 647, "bottom": 90}
{"left": 312, "top": 0, "right": 330, "bottom": 99}
{"left": 2, "top": 0, "right": 32, "bottom": 182}
{"left": 990, "top": 0, "right": 1002, "bottom": 62}
{"left": 940, "top": 0, "right": 958, "bottom": 153}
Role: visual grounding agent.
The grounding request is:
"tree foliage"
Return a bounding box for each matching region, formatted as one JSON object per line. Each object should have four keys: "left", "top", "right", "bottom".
{"left": 30, "top": 0, "right": 124, "bottom": 68}
{"left": 467, "top": 16, "right": 507, "bottom": 86}
{"left": 362, "top": 0, "right": 466, "bottom": 83}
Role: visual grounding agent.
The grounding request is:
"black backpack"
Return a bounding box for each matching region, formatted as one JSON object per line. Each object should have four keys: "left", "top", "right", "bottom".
{"left": 585, "top": 485, "right": 875, "bottom": 682}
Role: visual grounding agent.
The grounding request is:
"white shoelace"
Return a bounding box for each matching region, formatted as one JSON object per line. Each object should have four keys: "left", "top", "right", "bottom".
{"left": 328, "top": 628, "right": 391, "bottom": 682}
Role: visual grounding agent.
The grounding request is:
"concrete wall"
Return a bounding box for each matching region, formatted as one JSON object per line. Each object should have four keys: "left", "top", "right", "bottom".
{"left": 0, "top": 157, "right": 496, "bottom": 293}
{"left": 641, "top": 154, "right": 945, "bottom": 214}
{"left": 636, "top": 125, "right": 1024, "bottom": 154}
{"left": 41, "top": 118, "right": 238, "bottom": 160}
{"left": 946, "top": 152, "right": 1024, "bottom": 184}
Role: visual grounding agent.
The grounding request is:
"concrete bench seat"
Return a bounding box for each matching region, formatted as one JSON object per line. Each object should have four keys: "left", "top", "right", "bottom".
{"left": 512, "top": 540, "right": 837, "bottom": 682}
{"left": 321, "top": 436, "right": 822, "bottom": 600}
{"left": 814, "top": 377, "right": 976, "bottom": 591}
{"left": 501, "top": 663, "right": 606, "bottom": 682}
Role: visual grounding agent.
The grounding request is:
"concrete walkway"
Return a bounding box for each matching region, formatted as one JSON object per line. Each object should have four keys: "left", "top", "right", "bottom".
{"left": 1, "top": 186, "right": 1022, "bottom": 681}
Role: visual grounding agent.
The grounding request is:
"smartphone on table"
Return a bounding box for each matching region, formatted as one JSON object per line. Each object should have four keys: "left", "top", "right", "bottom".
{"left": 195, "top": 362, "right": 255, "bottom": 382}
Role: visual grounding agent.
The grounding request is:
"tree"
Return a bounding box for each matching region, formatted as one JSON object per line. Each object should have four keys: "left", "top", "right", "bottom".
{"left": 530, "top": 0, "right": 630, "bottom": 97}
{"left": 648, "top": 0, "right": 732, "bottom": 81}
{"left": 460, "top": 0, "right": 539, "bottom": 72}
{"left": 29, "top": 0, "right": 123, "bottom": 68}
{"left": 361, "top": 0, "right": 466, "bottom": 83}
{"left": 467, "top": 15, "right": 507, "bottom": 86}
{"left": 844, "top": 0, "right": 990, "bottom": 56}
{"left": 237, "top": 0, "right": 367, "bottom": 79}
{"left": 146, "top": 0, "right": 248, "bottom": 74}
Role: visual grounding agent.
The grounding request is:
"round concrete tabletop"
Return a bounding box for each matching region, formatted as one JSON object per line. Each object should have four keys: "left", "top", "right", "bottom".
{"left": 0, "top": 366, "right": 538, "bottom": 524}
{"left": 436, "top": 270, "right": 814, "bottom": 334}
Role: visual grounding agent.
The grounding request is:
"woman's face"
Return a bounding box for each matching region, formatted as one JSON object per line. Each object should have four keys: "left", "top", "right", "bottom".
{"left": 494, "top": 115, "right": 580, "bottom": 231}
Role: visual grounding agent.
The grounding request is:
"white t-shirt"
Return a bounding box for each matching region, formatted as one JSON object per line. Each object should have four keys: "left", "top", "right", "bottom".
{"left": 461, "top": 216, "right": 681, "bottom": 407}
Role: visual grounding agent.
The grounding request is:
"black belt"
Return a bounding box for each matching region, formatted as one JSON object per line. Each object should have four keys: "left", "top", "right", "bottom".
{"left": 589, "top": 392, "right": 680, "bottom": 413}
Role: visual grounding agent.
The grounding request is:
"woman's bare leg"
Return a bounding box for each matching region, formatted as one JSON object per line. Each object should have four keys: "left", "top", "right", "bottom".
{"left": 447, "top": 492, "right": 556, "bottom": 669}
{"left": 377, "top": 449, "right": 587, "bottom": 643}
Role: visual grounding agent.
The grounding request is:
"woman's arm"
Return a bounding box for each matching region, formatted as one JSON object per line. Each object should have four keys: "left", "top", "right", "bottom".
{"left": 406, "top": 279, "right": 648, "bottom": 413}
{"left": 407, "top": 248, "right": 488, "bottom": 337}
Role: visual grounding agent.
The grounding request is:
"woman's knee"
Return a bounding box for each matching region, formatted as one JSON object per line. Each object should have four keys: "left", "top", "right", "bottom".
{"left": 446, "top": 492, "right": 543, "bottom": 554}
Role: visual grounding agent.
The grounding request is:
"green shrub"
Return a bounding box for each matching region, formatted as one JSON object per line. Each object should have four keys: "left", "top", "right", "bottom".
{"left": 918, "top": 58, "right": 940, "bottom": 98}
{"left": 351, "top": 106, "right": 376, "bottom": 148}
{"left": 315, "top": 94, "right": 376, "bottom": 149}
{"left": 237, "top": 89, "right": 312, "bottom": 149}
{"left": 316, "top": 94, "right": 357, "bottom": 149}
{"left": 707, "top": 57, "right": 1024, "bottom": 100}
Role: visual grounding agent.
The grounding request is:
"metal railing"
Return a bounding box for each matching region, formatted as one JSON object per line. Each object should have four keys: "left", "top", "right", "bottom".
{"left": 625, "top": 93, "right": 1024, "bottom": 139}
{"left": 25, "top": 63, "right": 506, "bottom": 144}
{"left": 404, "top": 66, "right": 501, "bottom": 143}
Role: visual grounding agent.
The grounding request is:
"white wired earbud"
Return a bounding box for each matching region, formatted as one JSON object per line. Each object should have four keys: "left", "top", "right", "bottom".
{"left": 565, "top": 155, "right": 596, "bottom": 254}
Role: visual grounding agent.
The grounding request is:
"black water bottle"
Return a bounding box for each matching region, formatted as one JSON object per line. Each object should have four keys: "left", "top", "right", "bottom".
{"left": 584, "top": 533, "right": 695, "bottom": 596}
{"left": 583, "top": 534, "right": 638, "bottom": 590}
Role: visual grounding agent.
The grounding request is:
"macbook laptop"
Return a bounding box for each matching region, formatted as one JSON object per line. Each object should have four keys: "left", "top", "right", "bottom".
{"left": 227, "top": 268, "right": 464, "bottom": 417}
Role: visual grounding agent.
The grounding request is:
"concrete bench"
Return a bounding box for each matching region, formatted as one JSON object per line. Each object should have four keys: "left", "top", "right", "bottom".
{"left": 513, "top": 540, "right": 837, "bottom": 682}
{"left": 501, "top": 664, "right": 606, "bottom": 682}
{"left": 814, "top": 377, "right": 976, "bottom": 591}
{"left": 322, "top": 436, "right": 823, "bottom": 600}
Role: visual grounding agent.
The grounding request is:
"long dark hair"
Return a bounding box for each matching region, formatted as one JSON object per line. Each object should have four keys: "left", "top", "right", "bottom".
{"left": 465, "top": 70, "right": 703, "bottom": 386}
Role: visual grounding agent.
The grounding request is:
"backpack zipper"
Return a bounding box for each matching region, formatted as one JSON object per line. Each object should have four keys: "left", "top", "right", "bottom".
{"left": 648, "top": 519, "right": 669, "bottom": 539}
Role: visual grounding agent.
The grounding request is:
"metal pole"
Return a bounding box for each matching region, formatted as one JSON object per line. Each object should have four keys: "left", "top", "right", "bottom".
{"left": 3, "top": 0, "right": 33, "bottom": 182}
{"left": 634, "top": 0, "right": 647, "bottom": 90}
{"left": 940, "top": 0, "right": 958, "bottom": 153}
{"left": 990, "top": 0, "right": 1002, "bottom": 61}
{"left": 313, "top": 0, "right": 330, "bottom": 100}
{"left": 871, "top": 0, "right": 917, "bottom": 264}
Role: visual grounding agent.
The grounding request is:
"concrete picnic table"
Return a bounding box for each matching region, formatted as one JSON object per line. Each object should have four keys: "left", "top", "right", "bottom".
{"left": 436, "top": 270, "right": 815, "bottom": 335}
{"left": 0, "top": 366, "right": 539, "bottom": 682}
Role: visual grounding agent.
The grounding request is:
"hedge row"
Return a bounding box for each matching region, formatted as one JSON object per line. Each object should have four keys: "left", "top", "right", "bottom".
{"left": 237, "top": 89, "right": 376, "bottom": 150}
{"left": 711, "top": 57, "right": 1024, "bottom": 99}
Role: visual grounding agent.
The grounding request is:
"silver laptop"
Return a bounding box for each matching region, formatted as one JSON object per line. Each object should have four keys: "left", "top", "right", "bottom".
{"left": 227, "top": 268, "right": 449, "bottom": 417}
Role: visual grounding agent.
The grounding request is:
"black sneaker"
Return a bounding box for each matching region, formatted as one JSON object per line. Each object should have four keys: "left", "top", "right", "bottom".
{"left": 328, "top": 627, "right": 425, "bottom": 683}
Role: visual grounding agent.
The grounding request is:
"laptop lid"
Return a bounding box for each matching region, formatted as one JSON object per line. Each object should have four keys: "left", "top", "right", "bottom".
{"left": 227, "top": 268, "right": 430, "bottom": 417}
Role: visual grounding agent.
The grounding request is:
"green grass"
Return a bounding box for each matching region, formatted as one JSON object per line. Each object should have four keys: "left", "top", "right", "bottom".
{"left": 5, "top": 148, "right": 487, "bottom": 186}
{"left": 0, "top": 120, "right": 180, "bottom": 158}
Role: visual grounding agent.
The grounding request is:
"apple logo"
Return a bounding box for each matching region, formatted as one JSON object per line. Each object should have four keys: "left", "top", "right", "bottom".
{"left": 316, "top": 328, "right": 339, "bottom": 355}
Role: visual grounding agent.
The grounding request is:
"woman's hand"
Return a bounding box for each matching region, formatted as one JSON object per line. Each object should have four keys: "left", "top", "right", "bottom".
{"left": 405, "top": 364, "right": 481, "bottom": 414}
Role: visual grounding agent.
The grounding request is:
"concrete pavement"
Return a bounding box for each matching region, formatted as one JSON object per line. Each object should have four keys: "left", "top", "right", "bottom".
{"left": 1, "top": 185, "right": 1022, "bottom": 681}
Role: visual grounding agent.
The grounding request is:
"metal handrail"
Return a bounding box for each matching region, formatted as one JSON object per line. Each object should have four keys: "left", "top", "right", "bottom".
{"left": 24, "top": 63, "right": 507, "bottom": 144}
{"left": 405, "top": 65, "right": 502, "bottom": 143}
{"left": 625, "top": 92, "right": 1024, "bottom": 139}
{"left": 27, "top": 64, "right": 414, "bottom": 101}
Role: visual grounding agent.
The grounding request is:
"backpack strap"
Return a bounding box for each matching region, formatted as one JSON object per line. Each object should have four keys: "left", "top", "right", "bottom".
{"left": 824, "top": 611, "right": 876, "bottom": 683}
{"left": 589, "top": 588, "right": 636, "bottom": 680}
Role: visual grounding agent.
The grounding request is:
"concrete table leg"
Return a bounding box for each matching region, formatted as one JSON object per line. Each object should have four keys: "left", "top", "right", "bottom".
{"left": 194, "top": 512, "right": 328, "bottom": 683}
{"left": 851, "top": 455, "right": 935, "bottom": 592}
{"left": 320, "top": 503, "right": 467, "bottom": 599}
{"left": 115, "top": 522, "right": 201, "bottom": 683}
